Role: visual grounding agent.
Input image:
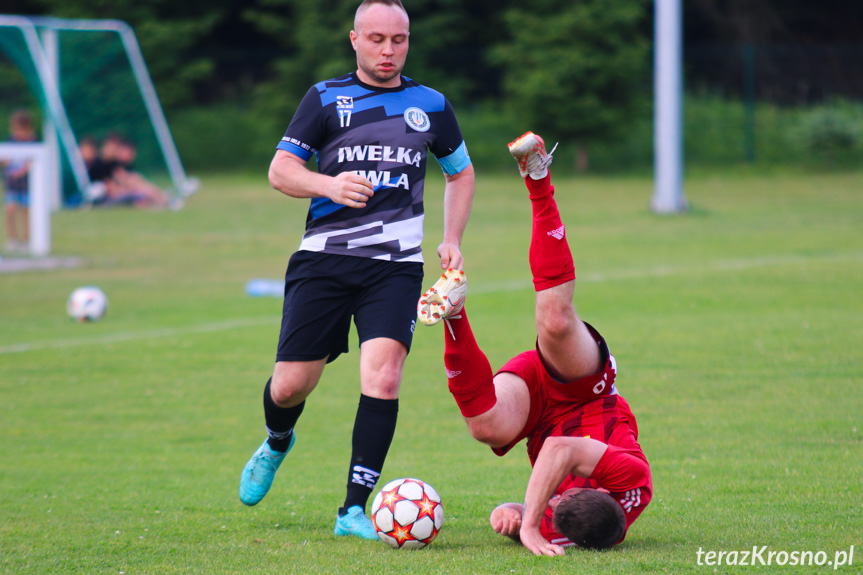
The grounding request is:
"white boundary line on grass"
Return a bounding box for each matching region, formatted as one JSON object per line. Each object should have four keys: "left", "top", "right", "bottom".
{"left": 471, "top": 250, "right": 863, "bottom": 294}
{"left": 0, "top": 317, "right": 274, "bottom": 355}
{"left": 2, "top": 251, "right": 861, "bottom": 356}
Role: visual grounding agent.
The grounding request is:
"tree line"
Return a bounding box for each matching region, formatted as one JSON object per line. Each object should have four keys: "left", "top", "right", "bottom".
{"left": 5, "top": 0, "right": 862, "bottom": 168}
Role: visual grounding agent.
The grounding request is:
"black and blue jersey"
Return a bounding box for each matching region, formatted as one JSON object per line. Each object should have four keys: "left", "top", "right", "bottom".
{"left": 277, "top": 72, "right": 471, "bottom": 263}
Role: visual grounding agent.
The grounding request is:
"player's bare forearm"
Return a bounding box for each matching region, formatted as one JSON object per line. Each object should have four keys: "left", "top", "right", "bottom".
{"left": 524, "top": 437, "right": 607, "bottom": 508}
{"left": 439, "top": 163, "right": 474, "bottom": 270}
{"left": 519, "top": 437, "right": 608, "bottom": 556}
{"left": 268, "top": 149, "right": 373, "bottom": 208}
{"left": 522, "top": 440, "right": 580, "bottom": 531}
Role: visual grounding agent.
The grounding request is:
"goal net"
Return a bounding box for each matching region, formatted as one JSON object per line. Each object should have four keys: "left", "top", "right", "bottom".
{"left": 0, "top": 16, "right": 196, "bottom": 207}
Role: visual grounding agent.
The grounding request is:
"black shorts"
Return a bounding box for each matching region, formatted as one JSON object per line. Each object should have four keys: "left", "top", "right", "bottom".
{"left": 276, "top": 251, "right": 423, "bottom": 364}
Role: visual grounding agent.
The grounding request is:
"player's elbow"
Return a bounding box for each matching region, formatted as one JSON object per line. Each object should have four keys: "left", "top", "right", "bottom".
{"left": 542, "top": 436, "right": 607, "bottom": 479}
{"left": 268, "top": 152, "right": 301, "bottom": 195}
{"left": 541, "top": 436, "right": 582, "bottom": 466}
{"left": 542, "top": 436, "right": 570, "bottom": 454}
{"left": 267, "top": 163, "right": 284, "bottom": 192}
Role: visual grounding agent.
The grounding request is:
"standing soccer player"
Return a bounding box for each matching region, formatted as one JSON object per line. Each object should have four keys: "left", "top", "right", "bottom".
{"left": 420, "top": 132, "right": 651, "bottom": 556}
{"left": 239, "top": 0, "right": 475, "bottom": 540}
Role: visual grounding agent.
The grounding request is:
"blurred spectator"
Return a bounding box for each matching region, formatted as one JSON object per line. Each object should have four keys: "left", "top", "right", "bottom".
{"left": 88, "top": 133, "right": 169, "bottom": 209}
{"left": 3, "top": 110, "right": 37, "bottom": 253}
{"left": 79, "top": 136, "right": 99, "bottom": 171}
{"left": 82, "top": 134, "right": 116, "bottom": 203}
{"left": 79, "top": 136, "right": 106, "bottom": 203}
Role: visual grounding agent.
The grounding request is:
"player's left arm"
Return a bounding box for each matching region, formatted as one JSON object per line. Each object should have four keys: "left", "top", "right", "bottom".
{"left": 432, "top": 98, "right": 474, "bottom": 271}
{"left": 490, "top": 502, "right": 524, "bottom": 541}
{"left": 520, "top": 436, "right": 608, "bottom": 556}
{"left": 438, "top": 162, "right": 474, "bottom": 270}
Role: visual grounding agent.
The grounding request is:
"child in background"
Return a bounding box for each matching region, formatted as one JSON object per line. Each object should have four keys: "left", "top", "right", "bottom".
{"left": 3, "top": 110, "right": 37, "bottom": 253}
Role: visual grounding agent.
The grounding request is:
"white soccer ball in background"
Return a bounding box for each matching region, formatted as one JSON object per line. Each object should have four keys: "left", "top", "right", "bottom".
{"left": 371, "top": 478, "right": 444, "bottom": 549}
{"left": 67, "top": 286, "right": 108, "bottom": 322}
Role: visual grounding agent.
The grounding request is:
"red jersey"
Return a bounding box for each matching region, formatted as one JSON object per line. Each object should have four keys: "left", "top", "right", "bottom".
{"left": 493, "top": 326, "right": 652, "bottom": 545}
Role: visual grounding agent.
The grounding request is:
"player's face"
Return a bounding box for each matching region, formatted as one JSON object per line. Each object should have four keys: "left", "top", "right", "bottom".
{"left": 350, "top": 4, "right": 410, "bottom": 88}
{"left": 116, "top": 144, "right": 136, "bottom": 163}
{"left": 80, "top": 142, "right": 97, "bottom": 163}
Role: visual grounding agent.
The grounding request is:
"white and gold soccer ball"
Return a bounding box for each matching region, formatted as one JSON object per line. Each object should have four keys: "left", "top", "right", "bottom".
{"left": 371, "top": 478, "right": 444, "bottom": 549}
{"left": 67, "top": 286, "right": 108, "bottom": 322}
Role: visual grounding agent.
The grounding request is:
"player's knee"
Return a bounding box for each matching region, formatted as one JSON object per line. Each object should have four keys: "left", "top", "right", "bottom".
{"left": 377, "top": 363, "right": 404, "bottom": 388}
{"left": 361, "top": 365, "right": 402, "bottom": 399}
{"left": 269, "top": 383, "right": 305, "bottom": 407}
{"left": 270, "top": 372, "right": 316, "bottom": 407}
{"left": 363, "top": 381, "right": 400, "bottom": 400}
{"left": 465, "top": 419, "right": 507, "bottom": 447}
{"left": 536, "top": 302, "right": 577, "bottom": 341}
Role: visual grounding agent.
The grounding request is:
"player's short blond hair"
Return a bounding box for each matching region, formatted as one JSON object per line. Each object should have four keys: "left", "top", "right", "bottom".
{"left": 354, "top": 0, "right": 409, "bottom": 31}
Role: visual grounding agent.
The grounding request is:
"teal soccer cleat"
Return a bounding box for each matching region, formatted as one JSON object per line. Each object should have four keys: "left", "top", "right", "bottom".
{"left": 239, "top": 433, "right": 295, "bottom": 506}
{"left": 334, "top": 505, "right": 379, "bottom": 540}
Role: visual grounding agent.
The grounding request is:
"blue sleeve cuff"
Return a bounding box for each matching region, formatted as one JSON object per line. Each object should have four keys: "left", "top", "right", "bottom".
{"left": 435, "top": 141, "right": 471, "bottom": 176}
{"left": 276, "top": 139, "right": 313, "bottom": 161}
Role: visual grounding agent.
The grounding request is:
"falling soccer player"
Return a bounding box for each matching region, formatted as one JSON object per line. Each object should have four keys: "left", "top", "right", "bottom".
{"left": 418, "top": 132, "right": 652, "bottom": 556}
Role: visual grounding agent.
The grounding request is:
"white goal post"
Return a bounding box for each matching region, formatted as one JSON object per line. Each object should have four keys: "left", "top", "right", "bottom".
{"left": 652, "top": 0, "right": 687, "bottom": 213}
{"left": 25, "top": 16, "right": 197, "bottom": 198}
{"left": 0, "top": 15, "right": 198, "bottom": 258}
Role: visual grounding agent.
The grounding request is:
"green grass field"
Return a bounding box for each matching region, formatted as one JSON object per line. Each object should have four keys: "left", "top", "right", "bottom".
{"left": 1, "top": 168, "right": 861, "bottom": 574}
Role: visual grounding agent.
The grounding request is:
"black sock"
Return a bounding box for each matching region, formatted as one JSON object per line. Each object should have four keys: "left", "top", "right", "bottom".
{"left": 340, "top": 394, "right": 399, "bottom": 515}
{"left": 263, "top": 377, "right": 305, "bottom": 452}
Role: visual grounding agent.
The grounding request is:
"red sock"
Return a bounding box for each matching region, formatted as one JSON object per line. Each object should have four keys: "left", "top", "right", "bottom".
{"left": 525, "top": 173, "right": 575, "bottom": 291}
{"left": 443, "top": 309, "right": 497, "bottom": 418}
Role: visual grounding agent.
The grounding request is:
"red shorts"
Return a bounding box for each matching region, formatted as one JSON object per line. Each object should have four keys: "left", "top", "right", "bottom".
{"left": 492, "top": 323, "right": 619, "bottom": 458}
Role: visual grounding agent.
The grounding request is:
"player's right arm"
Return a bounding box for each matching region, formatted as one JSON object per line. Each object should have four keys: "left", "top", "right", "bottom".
{"left": 519, "top": 436, "right": 608, "bottom": 556}
{"left": 268, "top": 149, "right": 374, "bottom": 208}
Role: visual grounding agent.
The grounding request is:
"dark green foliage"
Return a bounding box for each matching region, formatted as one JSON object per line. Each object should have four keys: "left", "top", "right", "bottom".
{"left": 490, "top": 0, "right": 651, "bottom": 155}
{"left": 3, "top": 0, "right": 861, "bottom": 175}
{"left": 788, "top": 103, "right": 863, "bottom": 167}
{"left": 32, "top": 0, "right": 222, "bottom": 108}
{"left": 242, "top": 0, "right": 357, "bottom": 124}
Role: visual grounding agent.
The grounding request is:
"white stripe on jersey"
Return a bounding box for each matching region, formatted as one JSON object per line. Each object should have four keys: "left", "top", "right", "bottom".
{"left": 550, "top": 537, "right": 577, "bottom": 547}
{"left": 348, "top": 214, "right": 423, "bottom": 252}
{"left": 299, "top": 214, "right": 425, "bottom": 262}
{"left": 620, "top": 488, "right": 642, "bottom": 512}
